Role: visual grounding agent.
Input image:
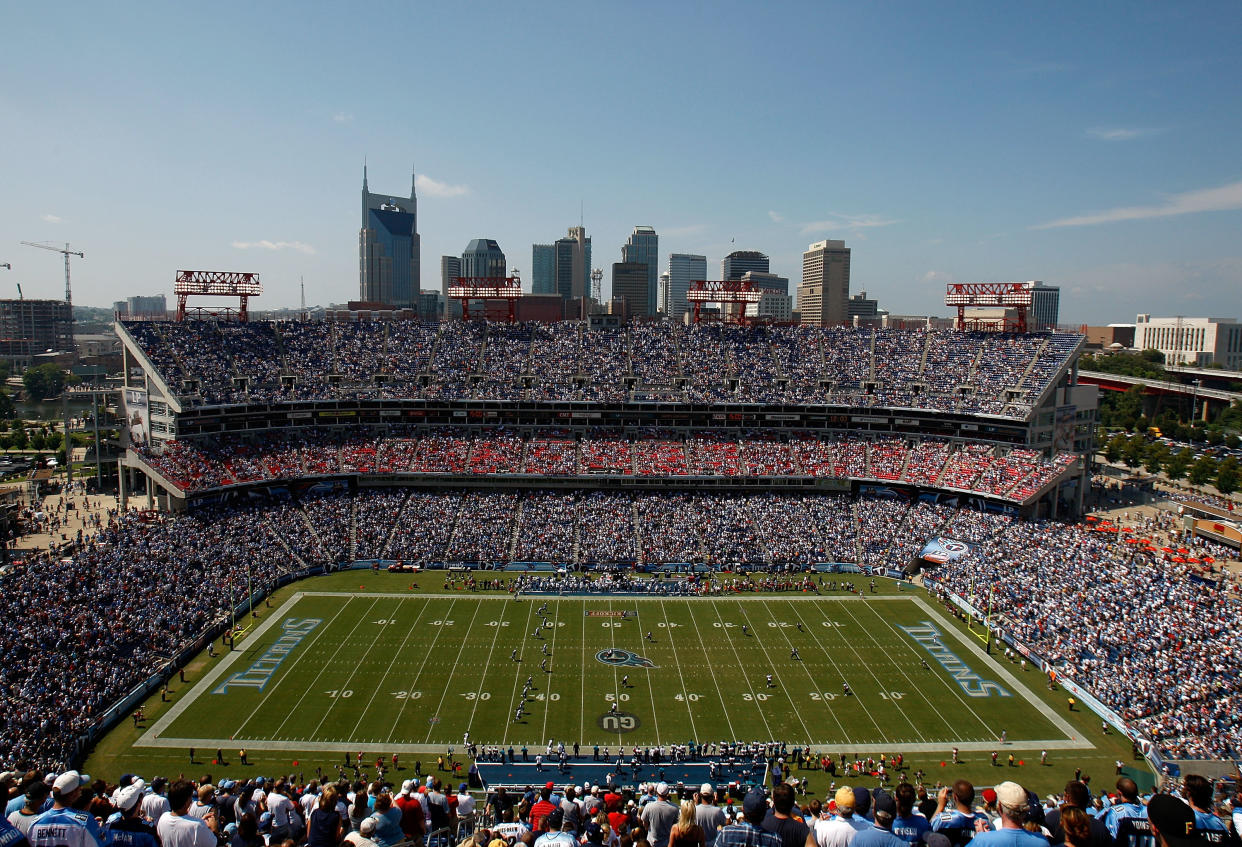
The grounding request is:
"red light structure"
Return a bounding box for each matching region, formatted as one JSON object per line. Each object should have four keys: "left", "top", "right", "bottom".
{"left": 447, "top": 276, "right": 523, "bottom": 323}
{"left": 686, "top": 279, "right": 763, "bottom": 325}
{"left": 944, "top": 282, "right": 1033, "bottom": 333}
{"left": 175, "top": 270, "right": 262, "bottom": 322}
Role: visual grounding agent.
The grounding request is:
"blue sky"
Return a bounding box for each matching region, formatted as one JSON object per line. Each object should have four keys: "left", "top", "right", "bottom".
{"left": 4, "top": 1, "right": 1241, "bottom": 324}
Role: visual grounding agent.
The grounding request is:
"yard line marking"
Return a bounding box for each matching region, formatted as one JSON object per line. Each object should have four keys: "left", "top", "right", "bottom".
{"left": 500, "top": 596, "right": 538, "bottom": 747}
{"left": 683, "top": 598, "right": 737, "bottom": 742}
{"left": 423, "top": 598, "right": 485, "bottom": 743}
{"left": 346, "top": 597, "right": 432, "bottom": 742}
{"left": 657, "top": 599, "right": 698, "bottom": 741}
{"left": 751, "top": 599, "right": 832, "bottom": 742}
{"left": 466, "top": 592, "right": 512, "bottom": 735}
{"left": 628, "top": 604, "right": 661, "bottom": 746}
{"left": 579, "top": 598, "right": 587, "bottom": 746}
{"left": 390, "top": 598, "right": 459, "bottom": 734}
{"left": 845, "top": 597, "right": 988, "bottom": 738}
{"left": 794, "top": 600, "right": 887, "bottom": 742}
{"left": 706, "top": 599, "right": 773, "bottom": 739}
{"left": 256, "top": 596, "right": 381, "bottom": 741}
{"left": 537, "top": 594, "right": 563, "bottom": 744}
{"left": 805, "top": 599, "right": 930, "bottom": 742}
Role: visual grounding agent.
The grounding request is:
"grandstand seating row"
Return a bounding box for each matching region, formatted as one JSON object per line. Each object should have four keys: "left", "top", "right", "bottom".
{"left": 136, "top": 428, "right": 1076, "bottom": 502}
{"left": 122, "top": 320, "right": 1080, "bottom": 418}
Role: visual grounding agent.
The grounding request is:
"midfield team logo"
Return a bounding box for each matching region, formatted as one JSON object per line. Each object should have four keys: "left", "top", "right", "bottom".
{"left": 596, "top": 648, "right": 656, "bottom": 668}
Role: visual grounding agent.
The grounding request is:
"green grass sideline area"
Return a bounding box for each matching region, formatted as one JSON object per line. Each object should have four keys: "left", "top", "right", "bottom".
{"left": 85, "top": 571, "right": 1150, "bottom": 798}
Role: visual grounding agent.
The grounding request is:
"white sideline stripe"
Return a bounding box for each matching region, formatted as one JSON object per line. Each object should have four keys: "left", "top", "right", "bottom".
{"left": 909, "top": 597, "right": 1088, "bottom": 746}
{"left": 139, "top": 591, "right": 314, "bottom": 744}
{"left": 134, "top": 592, "right": 1095, "bottom": 753}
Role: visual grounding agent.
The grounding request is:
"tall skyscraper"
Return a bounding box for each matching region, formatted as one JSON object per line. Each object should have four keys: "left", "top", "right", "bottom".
{"left": 612, "top": 262, "right": 650, "bottom": 319}
{"left": 1025, "top": 281, "right": 1060, "bottom": 331}
{"left": 440, "top": 256, "right": 461, "bottom": 298}
{"left": 461, "top": 239, "right": 507, "bottom": 279}
{"left": 741, "top": 271, "right": 789, "bottom": 296}
{"left": 555, "top": 226, "right": 591, "bottom": 300}
{"left": 722, "top": 250, "right": 769, "bottom": 281}
{"left": 531, "top": 244, "right": 555, "bottom": 294}
{"left": 666, "top": 254, "right": 706, "bottom": 324}
{"left": 622, "top": 226, "right": 659, "bottom": 316}
{"left": 359, "top": 165, "right": 420, "bottom": 307}
{"left": 798, "top": 239, "right": 851, "bottom": 326}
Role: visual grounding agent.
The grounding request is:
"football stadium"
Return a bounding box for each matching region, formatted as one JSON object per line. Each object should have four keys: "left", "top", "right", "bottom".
{"left": 8, "top": 305, "right": 1241, "bottom": 844}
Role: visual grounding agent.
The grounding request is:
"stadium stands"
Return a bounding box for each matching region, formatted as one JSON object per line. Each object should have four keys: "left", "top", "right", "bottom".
{"left": 8, "top": 487, "right": 1239, "bottom": 770}
{"left": 121, "top": 320, "right": 1080, "bottom": 417}
{"left": 135, "top": 429, "right": 1075, "bottom": 504}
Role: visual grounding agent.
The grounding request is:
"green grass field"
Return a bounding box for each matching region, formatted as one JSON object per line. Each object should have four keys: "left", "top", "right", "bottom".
{"left": 140, "top": 586, "right": 1076, "bottom": 753}
{"left": 85, "top": 572, "right": 1150, "bottom": 798}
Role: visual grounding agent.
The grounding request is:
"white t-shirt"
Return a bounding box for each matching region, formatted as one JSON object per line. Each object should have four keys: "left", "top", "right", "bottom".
{"left": 156, "top": 812, "right": 216, "bottom": 847}
{"left": 142, "top": 794, "right": 171, "bottom": 824}
{"left": 266, "top": 793, "right": 301, "bottom": 832}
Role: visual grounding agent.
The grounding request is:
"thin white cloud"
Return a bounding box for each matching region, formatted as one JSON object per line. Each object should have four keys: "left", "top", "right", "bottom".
{"left": 231, "top": 240, "right": 316, "bottom": 255}
{"left": 1086, "top": 126, "right": 1161, "bottom": 141}
{"left": 41, "top": 213, "right": 62, "bottom": 224}
{"left": 1032, "top": 178, "right": 1242, "bottom": 229}
{"left": 415, "top": 174, "right": 469, "bottom": 198}
{"left": 923, "top": 270, "right": 952, "bottom": 283}
{"left": 800, "top": 213, "right": 900, "bottom": 234}
{"left": 767, "top": 210, "right": 784, "bottom": 223}
{"left": 332, "top": 112, "right": 354, "bottom": 123}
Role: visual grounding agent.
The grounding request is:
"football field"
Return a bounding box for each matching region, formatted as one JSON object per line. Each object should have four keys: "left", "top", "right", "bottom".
{"left": 139, "top": 588, "right": 1087, "bottom": 756}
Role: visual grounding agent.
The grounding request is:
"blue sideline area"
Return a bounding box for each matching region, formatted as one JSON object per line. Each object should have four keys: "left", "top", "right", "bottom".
{"left": 475, "top": 760, "right": 772, "bottom": 793}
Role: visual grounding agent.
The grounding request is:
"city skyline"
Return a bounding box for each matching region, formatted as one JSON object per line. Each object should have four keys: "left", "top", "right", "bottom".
{"left": 4, "top": 2, "right": 1242, "bottom": 324}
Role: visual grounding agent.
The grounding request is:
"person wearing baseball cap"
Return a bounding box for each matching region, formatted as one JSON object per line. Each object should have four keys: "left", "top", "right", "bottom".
{"left": 8, "top": 781, "right": 50, "bottom": 838}
{"left": 29, "top": 771, "right": 102, "bottom": 847}
{"left": 967, "top": 783, "right": 1046, "bottom": 847}
{"left": 695, "top": 784, "right": 725, "bottom": 847}
{"left": 714, "top": 790, "right": 781, "bottom": 847}
{"left": 640, "top": 783, "right": 679, "bottom": 847}
{"left": 851, "top": 792, "right": 908, "bottom": 847}
{"left": 102, "top": 781, "right": 159, "bottom": 847}
{"left": 1146, "top": 795, "right": 1211, "bottom": 847}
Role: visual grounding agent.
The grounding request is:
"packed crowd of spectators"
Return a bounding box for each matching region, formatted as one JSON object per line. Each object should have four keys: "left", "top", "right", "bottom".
{"left": 930, "top": 509, "right": 1242, "bottom": 760}
{"left": 4, "top": 478, "right": 1242, "bottom": 771}
{"left": 136, "top": 429, "right": 1075, "bottom": 504}
{"left": 122, "top": 319, "right": 1079, "bottom": 416}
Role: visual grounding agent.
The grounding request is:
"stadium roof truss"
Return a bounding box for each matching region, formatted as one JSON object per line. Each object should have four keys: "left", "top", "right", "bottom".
{"left": 175, "top": 270, "right": 262, "bottom": 322}
{"left": 686, "top": 279, "right": 763, "bottom": 325}
{"left": 447, "top": 276, "right": 523, "bottom": 323}
{"left": 944, "top": 282, "right": 1033, "bottom": 333}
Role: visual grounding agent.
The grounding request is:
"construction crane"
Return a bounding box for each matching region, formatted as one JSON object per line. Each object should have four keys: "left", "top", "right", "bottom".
{"left": 22, "top": 241, "right": 82, "bottom": 304}
{"left": 21, "top": 241, "right": 83, "bottom": 348}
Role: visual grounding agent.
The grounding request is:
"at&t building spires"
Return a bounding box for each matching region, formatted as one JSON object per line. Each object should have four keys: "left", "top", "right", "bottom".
{"left": 359, "top": 164, "right": 421, "bottom": 308}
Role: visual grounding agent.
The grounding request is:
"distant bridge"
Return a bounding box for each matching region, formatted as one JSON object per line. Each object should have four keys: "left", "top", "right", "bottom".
{"left": 1077, "top": 370, "right": 1240, "bottom": 419}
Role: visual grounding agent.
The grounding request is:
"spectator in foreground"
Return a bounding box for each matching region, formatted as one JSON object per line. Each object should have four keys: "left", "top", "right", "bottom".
{"left": 969, "top": 783, "right": 1047, "bottom": 847}
{"left": 852, "top": 792, "right": 909, "bottom": 847}
{"left": 763, "top": 785, "right": 808, "bottom": 847}
{"left": 29, "top": 771, "right": 101, "bottom": 847}
{"left": 669, "top": 801, "right": 705, "bottom": 847}
{"left": 155, "top": 780, "right": 217, "bottom": 847}
{"left": 719, "top": 791, "right": 780, "bottom": 847}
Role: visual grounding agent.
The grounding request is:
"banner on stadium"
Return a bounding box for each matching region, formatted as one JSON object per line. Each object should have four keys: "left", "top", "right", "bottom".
{"left": 859, "top": 484, "right": 912, "bottom": 500}
{"left": 919, "top": 536, "right": 974, "bottom": 564}
{"left": 1054, "top": 405, "right": 1077, "bottom": 453}
{"left": 124, "top": 388, "right": 149, "bottom": 447}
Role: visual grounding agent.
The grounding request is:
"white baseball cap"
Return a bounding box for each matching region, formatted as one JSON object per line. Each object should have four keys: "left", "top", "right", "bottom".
{"left": 53, "top": 771, "right": 90, "bottom": 795}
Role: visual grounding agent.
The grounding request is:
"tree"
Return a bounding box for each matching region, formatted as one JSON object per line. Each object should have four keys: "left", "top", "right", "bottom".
{"left": 1144, "top": 445, "right": 1168, "bottom": 475}
{"left": 10, "top": 427, "right": 27, "bottom": 452}
{"left": 21, "top": 363, "right": 68, "bottom": 402}
{"left": 1122, "top": 436, "right": 1146, "bottom": 468}
{"left": 1217, "top": 458, "right": 1240, "bottom": 495}
{"left": 29, "top": 432, "right": 45, "bottom": 451}
{"left": 0, "top": 433, "right": 11, "bottom": 453}
{"left": 1103, "top": 434, "right": 1127, "bottom": 463}
{"left": 1165, "top": 448, "right": 1192, "bottom": 481}
{"left": 1189, "top": 455, "right": 1218, "bottom": 486}
{"left": 45, "top": 431, "right": 63, "bottom": 452}
{"left": 1227, "top": 434, "right": 1241, "bottom": 450}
